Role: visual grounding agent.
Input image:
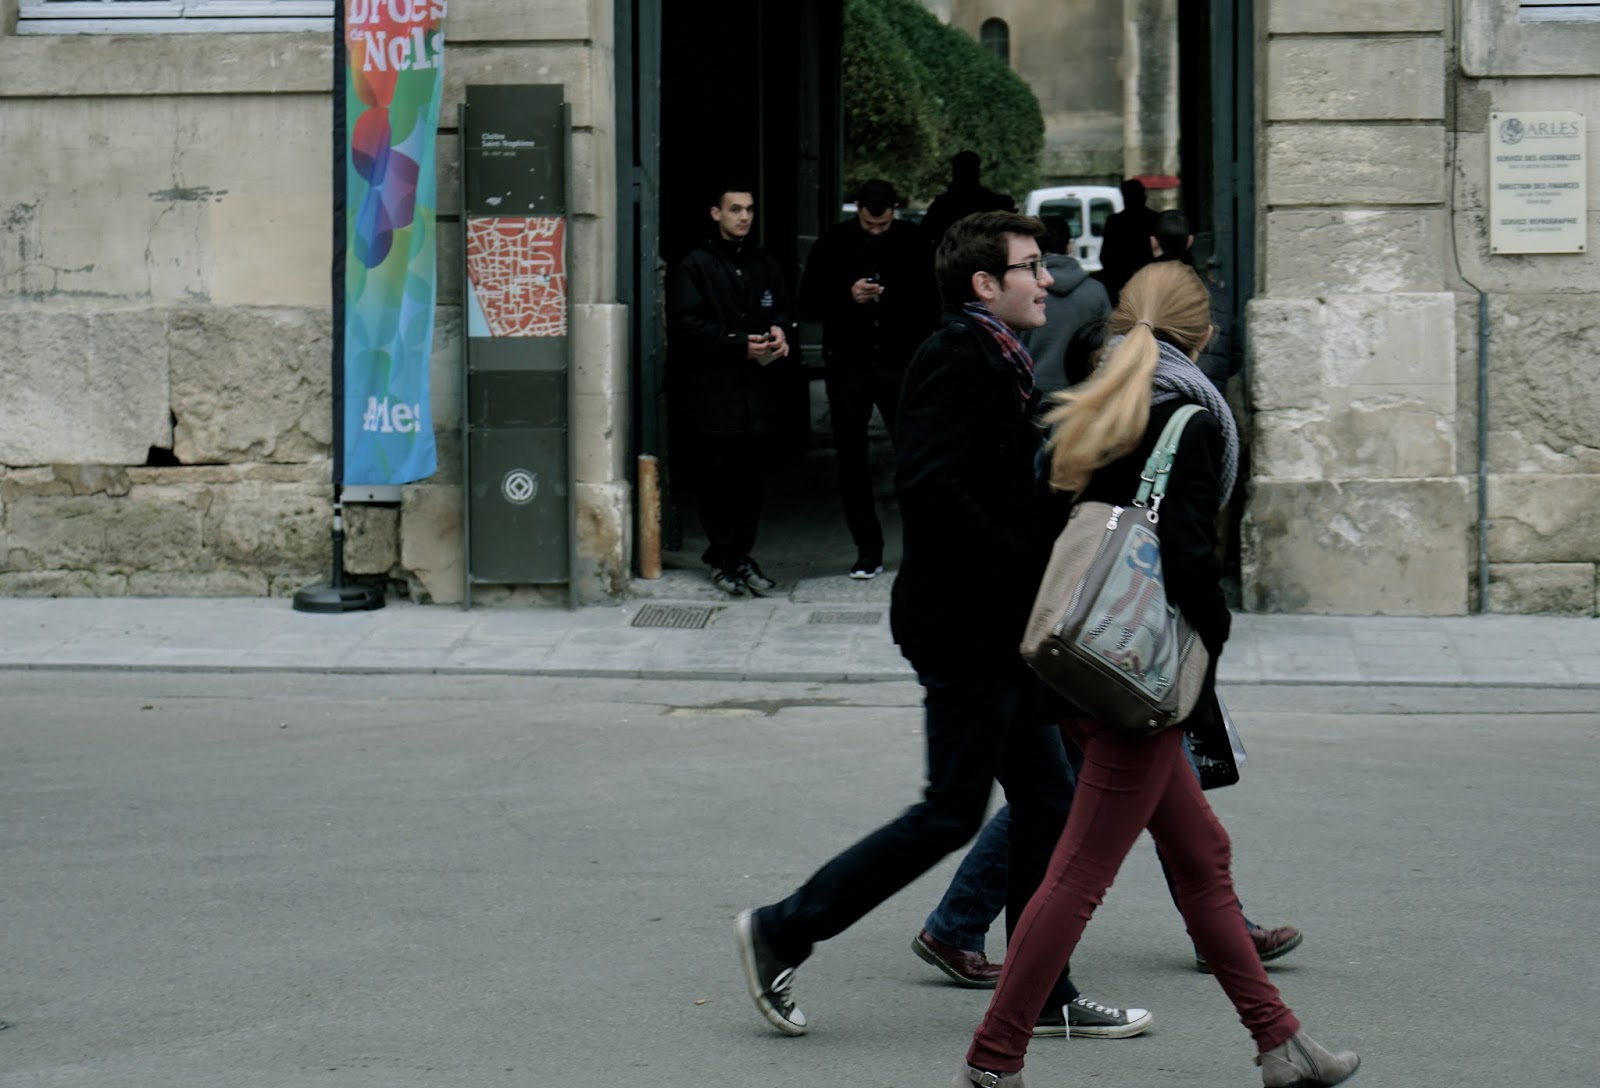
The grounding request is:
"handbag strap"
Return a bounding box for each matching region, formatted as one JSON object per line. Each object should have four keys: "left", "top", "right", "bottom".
{"left": 1132, "top": 403, "right": 1207, "bottom": 515}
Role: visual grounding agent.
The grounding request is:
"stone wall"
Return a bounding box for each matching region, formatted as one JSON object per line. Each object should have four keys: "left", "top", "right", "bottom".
{"left": 1246, "top": 0, "right": 1600, "bottom": 615}
{"left": 0, "top": 0, "right": 632, "bottom": 604}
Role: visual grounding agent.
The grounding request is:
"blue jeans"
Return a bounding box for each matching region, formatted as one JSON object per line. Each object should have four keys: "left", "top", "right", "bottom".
{"left": 924, "top": 735, "right": 1255, "bottom": 951}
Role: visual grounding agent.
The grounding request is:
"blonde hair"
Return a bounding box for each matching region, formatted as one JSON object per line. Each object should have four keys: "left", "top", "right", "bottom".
{"left": 1043, "top": 261, "right": 1212, "bottom": 492}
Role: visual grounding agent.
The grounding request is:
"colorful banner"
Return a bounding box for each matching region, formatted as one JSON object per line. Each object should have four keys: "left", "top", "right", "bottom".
{"left": 341, "top": 0, "right": 446, "bottom": 486}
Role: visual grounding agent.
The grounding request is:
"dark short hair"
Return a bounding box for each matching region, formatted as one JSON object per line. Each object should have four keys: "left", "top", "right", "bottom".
{"left": 855, "top": 179, "right": 899, "bottom": 215}
{"left": 1119, "top": 178, "right": 1147, "bottom": 206}
{"left": 935, "top": 211, "right": 1048, "bottom": 305}
{"left": 1154, "top": 210, "right": 1191, "bottom": 260}
{"left": 710, "top": 183, "right": 754, "bottom": 209}
{"left": 1041, "top": 216, "right": 1074, "bottom": 255}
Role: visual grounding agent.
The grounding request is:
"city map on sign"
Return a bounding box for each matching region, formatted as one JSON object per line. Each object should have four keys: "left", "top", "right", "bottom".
{"left": 465, "top": 216, "right": 567, "bottom": 337}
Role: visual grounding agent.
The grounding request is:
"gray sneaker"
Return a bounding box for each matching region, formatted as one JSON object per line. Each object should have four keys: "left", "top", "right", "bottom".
{"left": 710, "top": 567, "right": 747, "bottom": 597}
{"left": 1033, "top": 995, "right": 1153, "bottom": 1039}
{"left": 735, "top": 909, "right": 806, "bottom": 1036}
{"left": 738, "top": 557, "right": 778, "bottom": 597}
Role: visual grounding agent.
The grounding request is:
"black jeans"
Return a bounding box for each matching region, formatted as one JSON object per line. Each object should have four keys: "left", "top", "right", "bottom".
{"left": 694, "top": 432, "right": 768, "bottom": 570}
{"left": 758, "top": 653, "right": 1079, "bottom": 1008}
{"left": 824, "top": 367, "right": 903, "bottom": 557}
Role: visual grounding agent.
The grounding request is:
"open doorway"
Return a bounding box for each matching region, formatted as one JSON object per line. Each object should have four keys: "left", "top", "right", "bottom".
{"left": 618, "top": 0, "right": 1254, "bottom": 594}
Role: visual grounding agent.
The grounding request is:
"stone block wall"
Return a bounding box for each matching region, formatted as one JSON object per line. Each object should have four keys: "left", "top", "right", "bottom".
{"left": 0, "top": 0, "right": 632, "bottom": 604}
{"left": 1247, "top": 0, "right": 1600, "bottom": 615}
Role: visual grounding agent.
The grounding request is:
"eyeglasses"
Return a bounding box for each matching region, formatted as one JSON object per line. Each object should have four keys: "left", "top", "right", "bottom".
{"left": 997, "top": 258, "right": 1045, "bottom": 281}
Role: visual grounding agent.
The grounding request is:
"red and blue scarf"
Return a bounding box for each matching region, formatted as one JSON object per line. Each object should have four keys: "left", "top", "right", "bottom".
{"left": 961, "top": 302, "right": 1036, "bottom": 404}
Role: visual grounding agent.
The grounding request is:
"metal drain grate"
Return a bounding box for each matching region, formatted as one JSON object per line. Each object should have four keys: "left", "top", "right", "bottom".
{"left": 631, "top": 604, "right": 720, "bottom": 630}
{"left": 807, "top": 610, "right": 884, "bottom": 625}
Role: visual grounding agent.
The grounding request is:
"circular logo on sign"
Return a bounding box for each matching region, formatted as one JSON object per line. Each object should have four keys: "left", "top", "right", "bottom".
{"left": 1499, "top": 117, "right": 1524, "bottom": 145}
{"left": 502, "top": 469, "right": 538, "bottom": 505}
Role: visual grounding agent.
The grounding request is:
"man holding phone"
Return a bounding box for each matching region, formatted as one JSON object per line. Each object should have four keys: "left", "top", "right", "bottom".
{"left": 799, "top": 179, "right": 938, "bottom": 579}
{"left": 667, "top": 185, "right": 796, "bottom": 596}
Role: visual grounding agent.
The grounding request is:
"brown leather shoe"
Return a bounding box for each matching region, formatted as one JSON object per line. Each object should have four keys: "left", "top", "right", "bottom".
{"left": 1196, "top": 923, "right": 1303, "bottom": 973}
{"left": 912, "top": 929, "right": 1002, "bottom": 988}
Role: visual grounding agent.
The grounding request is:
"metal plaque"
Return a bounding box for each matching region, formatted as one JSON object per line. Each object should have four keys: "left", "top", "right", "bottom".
{"left": 1490, "top": 111, "right": 1588, "bottom": 255}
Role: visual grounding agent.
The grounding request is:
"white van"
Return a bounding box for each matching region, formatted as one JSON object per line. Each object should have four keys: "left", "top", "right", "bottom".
{"left": 1024, "top": 186, "right": 1123, "bottom": 272}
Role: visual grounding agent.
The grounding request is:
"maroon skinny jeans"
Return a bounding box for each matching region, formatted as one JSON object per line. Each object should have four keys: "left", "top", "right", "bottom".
{"left": 966, "top": 717, "right": 1300, "bottom": 1072}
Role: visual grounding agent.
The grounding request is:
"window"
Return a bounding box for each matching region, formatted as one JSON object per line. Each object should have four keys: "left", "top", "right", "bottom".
{"left": 1520, "top": 1, "right": 1600, "bottom": 20}
{"left": 980, "top": 17, "right": 1009, "bottom": 66}
{"left": 1463, "top": 0, "right": 1600, "bottom": 74}
{"left": 17, "top": 0, "right": 333, "bottom": 33}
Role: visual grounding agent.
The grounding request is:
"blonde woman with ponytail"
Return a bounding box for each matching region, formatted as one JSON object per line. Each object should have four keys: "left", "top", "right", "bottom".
{"left": 954, "top": 262, "right": 1360, "bottom": 1088}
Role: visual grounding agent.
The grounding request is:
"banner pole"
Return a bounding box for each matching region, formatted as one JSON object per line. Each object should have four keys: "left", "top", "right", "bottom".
{"left": 295, "top": 0, "right": 385, "bottom": 613}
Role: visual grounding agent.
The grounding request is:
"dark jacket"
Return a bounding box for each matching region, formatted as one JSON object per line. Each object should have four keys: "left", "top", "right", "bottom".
{"left": 920, "top": 184, "right": 1016, "bottom": 245}
{"left": 1020, "top": 254, "right": 1111, "bottom": 397}
{"left": 666, "top": 235, "right": 796, "bottom": 436}
{"left": 1097, "top": 204, "right": 1161, "bottom": 302}
{"left": 798, "top": 218, "right": 939, "bottom": 372}
{"left": 891, "top": 311, "right": 1043, "bottom": 664}
{"left": 1029, "top": 396, "right": 1231, "bottom": 732}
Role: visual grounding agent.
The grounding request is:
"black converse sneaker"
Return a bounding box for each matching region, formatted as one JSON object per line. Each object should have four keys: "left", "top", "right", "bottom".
{"left": 735, "top": 909, "right": 807, "bottom": 1036}
{"left": 738, "top": 557, "right": 778, "bottom": 597}
{"left": 849, "top": 553, "right": 884, "bottom": 580}
{"left": 1033, "top": 995, "right": 1153, "bottom": 1039}
{"left": 710, "top": 566, "right": 747, "bottom": 596}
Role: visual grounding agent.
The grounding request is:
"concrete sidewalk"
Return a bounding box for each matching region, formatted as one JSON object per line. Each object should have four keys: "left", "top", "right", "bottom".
{"left": 1, "top": 571, "right": 1597, "bottom": 686}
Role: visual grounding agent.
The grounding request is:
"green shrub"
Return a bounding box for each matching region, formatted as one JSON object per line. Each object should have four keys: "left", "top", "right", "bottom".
{"left": 843, "top": 0, "right": 1044, "bottom": 204}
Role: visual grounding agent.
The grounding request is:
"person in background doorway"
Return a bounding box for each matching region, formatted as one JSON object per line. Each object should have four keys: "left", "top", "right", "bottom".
{"left": 1096, "top": 178, "right": 1161, "bottom": 305}
{"left": 1019, "top": 218, "right": 1112, "bottom": 404}
{"left": 666, "top": 185, "right": 796, "bottom": 598}
{"left": 920, "top": 151, "right": 1017, "bottom": 246}
{"left": 799, "top": 179, "right": 939, "bottom": 579}
{"left": 1150, "top": 209, "right": 1239, "bottom": 394}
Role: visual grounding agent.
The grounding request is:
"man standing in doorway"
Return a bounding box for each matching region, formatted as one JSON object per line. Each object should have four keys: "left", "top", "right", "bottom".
{"left": 1096, "top": 178, "right": 1161, "bottom": 305}
{"left": 736, "top": 211, "right": 1149, "bottom": 1042}
{"left": 799, "top": 179, "right": 939, "bottom": 579}
{"left": 1149, "top": 209, "right": 1239, "bottom": 394}
{"left": 666, "top": 185, "right": 796, "bottom": 597}
{"left": 920, "top": 150, "right": 1017, "bottom": 246}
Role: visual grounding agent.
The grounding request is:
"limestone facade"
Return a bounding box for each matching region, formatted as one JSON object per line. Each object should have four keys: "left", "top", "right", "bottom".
{"left": 0, "top": 0, "right": 631, "bottom": 604}
{"left": 5, "top": 0, "right": 1600, "bottom": 616}
{"left": 1250, "top": 0, "right": 1600, "bottom": 615}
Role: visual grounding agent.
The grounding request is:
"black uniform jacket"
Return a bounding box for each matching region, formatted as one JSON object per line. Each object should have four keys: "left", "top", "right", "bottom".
{"left": 798, "top": 218, "right": 939, "bottom": 372}
{"left": 666, "top": 235, "right": 796, "bottom": 436}
{"left": 890, "top": 310, "right": 1043, "bottom": 666}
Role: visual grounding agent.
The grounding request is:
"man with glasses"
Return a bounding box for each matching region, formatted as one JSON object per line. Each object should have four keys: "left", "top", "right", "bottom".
{"left": 737, "top": 212, "right": 1149, "bottom": 1042}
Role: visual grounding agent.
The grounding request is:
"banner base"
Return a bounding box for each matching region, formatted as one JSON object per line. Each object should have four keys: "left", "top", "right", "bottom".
{"left": 291, "top": 498, "right": 385, "bottom": 613}
{"left": 293, "top": 581, "right": 386, "bottom": 613}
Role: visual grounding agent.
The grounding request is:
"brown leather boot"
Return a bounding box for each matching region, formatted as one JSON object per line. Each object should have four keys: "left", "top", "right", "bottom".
{"left": 952, "top": 1065, "right": 1024, "bottom": 1087}
{"left": 1256, "top": 1032, "right": 1360, "bottom": 1087}
{"left": 913, "top": 929, "right": 1002, "bottom": 988}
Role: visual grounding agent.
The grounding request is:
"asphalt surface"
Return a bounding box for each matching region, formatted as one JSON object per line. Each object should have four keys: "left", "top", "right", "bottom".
{"left": 2, "top": 672, "right": 1596, "bottom": 1087}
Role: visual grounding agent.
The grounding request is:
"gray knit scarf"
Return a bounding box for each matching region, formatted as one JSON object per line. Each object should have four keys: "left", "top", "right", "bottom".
{"left": 1106, "top": 333, "right": 1239, "bottom": 504}
{"left": 1152, "top": 338, "right": 1238, "bottom": 504}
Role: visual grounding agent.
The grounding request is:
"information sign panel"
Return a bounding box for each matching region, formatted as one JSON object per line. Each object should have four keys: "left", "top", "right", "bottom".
{"left": 1489, "top": 111, "right": 1588, "bottom": 254}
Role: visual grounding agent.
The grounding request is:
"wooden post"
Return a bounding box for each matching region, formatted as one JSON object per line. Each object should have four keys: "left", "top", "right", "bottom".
{"left": 637, "top": 454, "right": 662, "bottom": 579}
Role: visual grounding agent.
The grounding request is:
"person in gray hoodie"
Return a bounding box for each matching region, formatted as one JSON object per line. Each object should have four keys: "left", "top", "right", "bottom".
{"left": 1020, "top": 219, "right": 1112, "bottom": 405}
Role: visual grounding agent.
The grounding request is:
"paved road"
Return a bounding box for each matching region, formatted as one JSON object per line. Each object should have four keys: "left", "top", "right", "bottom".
{"left": 2, "top": 672, "right": 1595, "bottom": 1087}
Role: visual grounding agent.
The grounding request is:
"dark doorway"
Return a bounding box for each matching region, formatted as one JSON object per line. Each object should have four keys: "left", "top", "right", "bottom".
{"left": 619, "top": 0, "right": 846, "bottom": 583}
{"left": 618, "top": 0, "right": 1255, "bottom": 590}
